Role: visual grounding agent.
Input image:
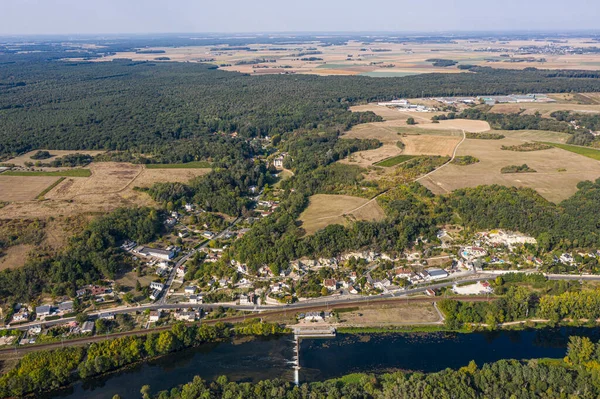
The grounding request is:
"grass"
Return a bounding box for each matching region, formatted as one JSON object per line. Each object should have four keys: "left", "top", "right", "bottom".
{"left": 145, "top": 161, "right": 211, "bottom": 169}
{"left": 337, "top": 325, "right": 471, "bottom": 334}
{"left": 543, "top": 142, "right": 600, "bottom": 161}
{"left": 374, "top": 155, "right": 417, "bottom": 167}
{"left": 3, "top": 169, "right": 91, "bottom": 177}
{"left": 36, "top": 177, "right": 66, "bottom": 200}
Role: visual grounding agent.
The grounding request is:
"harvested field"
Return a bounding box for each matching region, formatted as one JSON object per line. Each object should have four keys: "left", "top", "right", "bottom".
{"left": 298, "top": 194, "right": 385, "bottom": 235}
{"left": 494, "top": 130, "right": 570, "bottom": 144}
{"left": 0, "top": 244, "right": 33, "bottom": 271}
{"left": 415, "top": 119, "right": 491, "bottom": 132}
{"left": 0, "top": 176, "right": 61, "bottom": 201}
{"left": 420, "top": 134, "right": 600, "bottom": 202}
{"left": 4, "top": 150, "right": 104, "bottom": 168}
{"left": 0, "top": 163, "right": 210, "bottom": 219}
{"left": 337, "top": 302, "right": 440, "bottom": 326}
{"left": 402, "top": 134, "right": 462, "bottom": 157}
{"left": 491, "top": 102, "right": 600, "bottom": 117}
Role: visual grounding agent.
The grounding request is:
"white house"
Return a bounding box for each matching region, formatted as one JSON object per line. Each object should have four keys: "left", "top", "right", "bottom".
{"left": 149, "top": 310, "right": 162, "bottom": 322}
{"left": 184, "top": 286, "right": 197, "bottom": 295}
{"left": 150, "top": 281, "right": 165, "bottom": 291}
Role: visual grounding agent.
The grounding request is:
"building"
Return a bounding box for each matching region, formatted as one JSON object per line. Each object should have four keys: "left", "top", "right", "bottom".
{"left": 425, "top": 289, "right": 436, "bottom": 297}
{"left": 81, "top": 321, "right": 95, "bottom": 334}
{"left": 35, "top": 305, "right": 52, "bottom": 317}
{"left": 273, "top": 153, "right": 288, "bottom": 169}
{"left": 58, "top": 301, "right": 74, "bottom": 313}
{"left": 149, "top": 310, "right": 162, "bottom": 322}
{"left": 202, "top": 231, "right": 215, "bottom": 239}
{"left": 323, "top": 279, "right": 337, "bottom": 290}
{"left": 175, "top": 311, "right": 197, "bottom": 321}
{"left": 99, "top": 312, "right": 115, "bottom": 320}
{"left": 150, "top": 281, "right": 165, "bottom": 291}
{"left": 189, "top": 294, "right": 202, "bottom": 304}
{"left": 12, "top": 312, "right": 29, "bottom": 322}
{"left": 135, "top": 246, "right": 175, "bottom": 261}
{"left": 426, "top": 268, "right": 449, "bottom": 280}
{"left": 184, "top": 286, "right": 197, "bottom": 295}
{"left": 304, "top": 312, "right": 324, "bottom": 322}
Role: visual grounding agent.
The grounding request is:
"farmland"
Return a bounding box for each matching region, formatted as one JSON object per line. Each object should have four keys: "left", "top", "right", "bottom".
{"left": 491, "top": 102, "right": 600, "bottom": 117}
{"left": 420, "top": 133, "right": 600, "bottom": 202}
{"left": 2, "top": 169, "right": 92, "bottom": 177}
{"left": 0, "top": 163, "right": 211, "bottom": 219}
{"left": 145, "top": 161, "right": 211, "bottom": 169}
{"left": 374, "top": 155, "right": 417, "bottom": 167}
{"left": 89, "top": 38, "right": 600, "bottom": 77}
{"left": 298, "top": 194, "right": 385, "bottom": 235}
{"left": 545, "top": 143, "right": 600, "bottom": 161}
{"left": 0, "top": 176, "right": 62, "bottom": 202}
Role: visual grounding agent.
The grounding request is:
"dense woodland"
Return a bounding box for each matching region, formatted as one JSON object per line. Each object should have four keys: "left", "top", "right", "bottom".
{"left": 4, "top": 61, "right": 600, "bottom": 161}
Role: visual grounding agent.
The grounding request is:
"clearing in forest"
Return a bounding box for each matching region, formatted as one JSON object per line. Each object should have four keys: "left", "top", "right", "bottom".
{"left": 420, "top": 132, "right": 600, "bottom": 203}
{"left": 298, "top": 194, "right": 385, "bottom": 235}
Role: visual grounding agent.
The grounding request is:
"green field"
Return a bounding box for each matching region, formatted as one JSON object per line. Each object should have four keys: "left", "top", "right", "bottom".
{"left": 2, "top": 169, "right": 91, "bottom": 177}
{"left": 145, "top": 161, "right": 211, "bottom": 169}
{"left": 374, "top": 155, "right": 417, "bottom": 167}
{"left": 544, "top": 143, "right": 600, "bottom": 161}
{"left": 36, "top": 177, "right": 66, "bottom": 200}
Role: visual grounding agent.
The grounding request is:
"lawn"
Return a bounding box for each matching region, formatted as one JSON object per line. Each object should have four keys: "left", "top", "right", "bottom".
{"left": 544, "top": 143, "right": 600, "bottom": 161}
{"left": 374, "top": 155, "right": 417, "bottom": 167}
{"left": 145, "top": 161, "right": 211, "bottom": 169}
{"left": 2, "top": 169, "right": 91, "bottom": 177}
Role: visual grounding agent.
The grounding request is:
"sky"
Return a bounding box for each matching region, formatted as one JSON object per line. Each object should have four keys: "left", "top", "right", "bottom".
{"left": 2, "top": 0, "right": 600, "bottom": 35}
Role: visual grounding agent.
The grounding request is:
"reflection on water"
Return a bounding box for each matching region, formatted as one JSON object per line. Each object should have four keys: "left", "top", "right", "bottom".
{"left": 47, "top": 327, "right": 600, "bottom": 398}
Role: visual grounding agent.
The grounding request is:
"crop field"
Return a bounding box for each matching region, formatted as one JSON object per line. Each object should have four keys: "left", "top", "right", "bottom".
{"left": 420, "top": 134, "right": 600, "bottom": 202}
{"left": 0, "top": 176, "right": 61, "bottom": 202}
{"left": 337, "top": 302, "right": 440, "bottom": 326}
{"left": 89, "top": 38, "right": 600, "bottom": 76}
{"left": 3, "top": 169, "right": 92, "bottom": 177}
{"left": 0, "top": 163, "right": 210, "bottom": 219}
{"left": 374, "top": 155, "right": 417, "bottom": 167}
{"left": 4, "top": 150, "right": 104, "bottom": 168}
{"left": 298, "top": 194, "right": 385, "bottom": 235}
{"left": 544, "top": 143, "right": 600, "bottom": 161}
{"left": 145, "top": 161, "right": 211, "bottom": 169}
{"left": 402, "top": 134, "right": 462, "bottom": 157}
{"left": 491, "top": 102, "right": 600, "bottom": 117}
{"left": 492, "top": 130, "right": 570, "bottom": 144}
{"left": 415, "top": 119, "right": 491, "bottom": 132}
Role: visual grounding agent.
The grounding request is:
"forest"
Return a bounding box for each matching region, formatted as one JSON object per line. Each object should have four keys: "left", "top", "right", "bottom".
{"left": 4, "top": 61, "right": 600, "bottom": 161}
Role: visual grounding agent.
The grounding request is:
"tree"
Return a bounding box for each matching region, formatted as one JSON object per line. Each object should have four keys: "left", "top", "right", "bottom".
{"left": 76, "top": 312, "right": 88, "bottom": 324}
{"left": 140, "top": 385, "right": 151, "bottom": 399}
{"left": 321, "top": 287, "right": 329, "bottom": 296}
{"left": 406, "top": 117, "right": 416, "bottom": 125}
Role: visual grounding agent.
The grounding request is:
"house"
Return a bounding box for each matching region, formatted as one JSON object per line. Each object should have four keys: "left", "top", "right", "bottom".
{"left": 81, "top": 321, "right": 95, "bottom": 334}
{"left": 349, "top": 286, "right": 359, "bottom": 295}
{"left": 149, "top": 289, "right": 162, "bottom": 301}
{"left": 202, "top": 231, "right": 215, "bottom": 239}
{"left": 58, "top": 301, "right": 74, "bottom": 313}
{"left": 136, "top": 246, "right": 175, "bottom": 260}
{"left": 184, "top": 286, "right": 197, "bottom": 295}
{"left": 249, "top": 185, "right": 258, "bottom": 194}
{"left": 149, "top": 310, "right": 162, "bottom": 322}
{"left": 394, "top": 268, "right": 412, "bottom": 278}
{"left": 99, "top": 312, "right": 115, "bottom": 320}
{"left": 185, "top": 203, "right": 194, "bottom": 212}
{"left": 12, "top": 312, "right": 29, "bottom": 322}
{"left": 323, "top": 279, "right": 337, "bottom": 290}
{"left": 176, "top": 265, "right": 186, "bottom": 278}
{"left": 76, "top": 288, "right": 87, "bottom": 297}
{"left": 189, "top": 294, "right": 203, "bottom": 304}
{"left": 35, "top": 305, "right": 52, "bottom": 317}
{"left": 89, "top": 285, "right": 108, "bottom": 296}
{"left": 150, "top": 282, "right": 165, "bottom": 291}
{"left": 175, "top": 311, "right": 196, "bottom": 321}
{"left": 273, "top": 153, "right": 288, "bottom": 169}
{"left": 425, "top": 289, "right": 436, "bottom": 297}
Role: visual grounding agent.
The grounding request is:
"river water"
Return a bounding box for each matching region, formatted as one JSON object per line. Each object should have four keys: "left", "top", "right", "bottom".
{"left": 47, "top": 327, "right": 600, "bottom": 399}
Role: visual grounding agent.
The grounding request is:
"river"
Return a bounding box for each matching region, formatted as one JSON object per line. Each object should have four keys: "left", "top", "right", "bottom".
{"left": 47, "top": 327, "right": 600, "bottom": 399}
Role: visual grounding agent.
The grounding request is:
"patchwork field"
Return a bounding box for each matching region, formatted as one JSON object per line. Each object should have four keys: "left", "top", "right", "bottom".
{"left": 491, "top": 102, "right": 600, "bottom": 117}
{"left": 88, "top": 38, "right": 600, "bottom": 76}
{"left": 298, "top": 194, "right": 385, "bottom": 235}
{"left": 4, "top": 150, "right": 104, "bottom": 168}
{"left": 415, "top": 119, "right": 491, "bottom": 132}
{"left": 0, "top": 176, "right": 61, "bottom": 201}
{"left": 420, "top": 133, "right": 600, "bottom": 202}
{"left": 0, "top": 163, "right": 211, "bottom": 219}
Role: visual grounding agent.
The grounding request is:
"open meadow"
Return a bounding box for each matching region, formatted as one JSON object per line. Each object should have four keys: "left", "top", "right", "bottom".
{"left": 298, "top": 194, "right": 385, "bottom": 235}
{"left": 420, "top": 132, "right": 600, "bottom": 202}
{"left": 0, "top": 163, "right": 211, "bottom": 219}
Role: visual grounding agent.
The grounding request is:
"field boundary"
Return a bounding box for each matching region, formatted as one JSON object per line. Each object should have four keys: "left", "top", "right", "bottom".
{"left": 36, "top": 177, "right": 66, "bottom": 200}
{"left": 542, "top": 142, "right": 600, "bottom": 161}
